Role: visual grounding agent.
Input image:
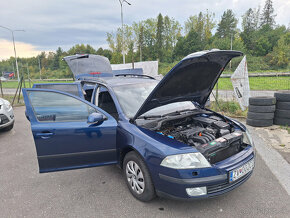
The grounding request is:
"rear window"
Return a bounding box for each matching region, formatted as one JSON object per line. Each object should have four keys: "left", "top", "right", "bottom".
{"left": 34, "top": 84, "right": 80, "bottom": 97}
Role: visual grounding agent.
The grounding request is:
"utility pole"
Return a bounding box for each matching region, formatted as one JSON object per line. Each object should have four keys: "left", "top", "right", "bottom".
{"left": 26, "top": 63, "right": 31, "bottom": 88}
{"left": 0, "top": 25, "right": 25, "bottom": 82}
{"left": 118, "top": 0, "right": 131, "bottom": 64}
{"left": 229, "top": 34, "right": 233, "bottom": 71}
{"left": 38, "top": 55, "right": 42, "bottom": 79}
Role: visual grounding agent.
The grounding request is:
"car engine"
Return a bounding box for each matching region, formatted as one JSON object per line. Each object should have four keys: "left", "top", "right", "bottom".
{"left": 140, "top": 112, "right": 245, "bottom": 164}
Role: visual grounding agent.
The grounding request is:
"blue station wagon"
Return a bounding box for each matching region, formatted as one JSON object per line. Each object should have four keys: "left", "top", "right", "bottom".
{"left": 23, "top": 50, "right": 255, "bottom": 201}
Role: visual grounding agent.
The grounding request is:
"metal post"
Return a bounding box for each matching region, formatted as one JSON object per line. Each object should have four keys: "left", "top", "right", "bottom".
{"left": 118, "top": 0, "right": 131, "bottom": 64}
{"left": 120, "top": 1, "right": 125, "bottom": 64}
{"left": 38, "top": 56, "right": 42, "bottom": 79}
{"left": 0, "top": 26, "right": 25, "bottom": 82}
{"left": 229, "top": 34, "right": 233, "bottom": 71}
{"left": 27, "top": 63, "right": 31, "bottom": 88}
{"left": 11, "top": 31, "right": 20, "bottom": 82}
{"left": 0, "top": 78, "right": 3, "bottom": 97}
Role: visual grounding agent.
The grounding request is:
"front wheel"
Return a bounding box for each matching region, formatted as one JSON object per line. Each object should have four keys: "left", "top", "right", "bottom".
{"left": 123, "top": 151, "right": 156, "bottom": 202}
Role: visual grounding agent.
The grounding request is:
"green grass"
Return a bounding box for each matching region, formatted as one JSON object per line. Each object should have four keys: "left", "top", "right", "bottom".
{"left": 0, "top": 80, "right": 72, "bottom": 89}
{"left": 215, "top": 76, "right": 290, "bottom": 90}
{"left": 222, "top": 69, "right": 290, "bottom": 74}
{"left": 210, "top": 100, "right": 248, "bottom": 117}
{"left": 0, "top": 94, "right": 24, "bottom": 106}
{"left": 1, "top": 75, "right": 290, "bottom": 91}
{"left": 280, "top": 125, "right": 290, "bottom": 134}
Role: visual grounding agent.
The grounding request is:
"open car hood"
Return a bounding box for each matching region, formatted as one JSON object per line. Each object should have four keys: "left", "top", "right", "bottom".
{"left": 63, "top": 54, "right": 113, "bottom": 78}
{"left": 133, "top": 50, "right": 243, "bottom": 121}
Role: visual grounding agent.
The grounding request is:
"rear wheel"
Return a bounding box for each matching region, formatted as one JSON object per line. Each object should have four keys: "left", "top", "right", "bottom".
{"left": 123, "top": 151, "right": 156, "bottom": 202}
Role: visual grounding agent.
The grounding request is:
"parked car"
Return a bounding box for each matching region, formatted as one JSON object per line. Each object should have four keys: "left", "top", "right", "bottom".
{"left": 22, "top": 50, "right": 255, "bottom": 201}
{"left": 0, "top": 98, "right": 14, "bottom": 131}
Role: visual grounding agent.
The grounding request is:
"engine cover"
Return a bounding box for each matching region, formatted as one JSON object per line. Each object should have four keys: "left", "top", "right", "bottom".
{"left": 195, "top": 132, "right": 243, "bottom": 164}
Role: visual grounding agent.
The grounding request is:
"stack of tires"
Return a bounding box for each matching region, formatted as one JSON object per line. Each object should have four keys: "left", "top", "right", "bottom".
{"left": 274, "top": 92, "right": 290, "bottom": 126}
{"left": 246, "top": 96, "right": 276, "bottom": 127}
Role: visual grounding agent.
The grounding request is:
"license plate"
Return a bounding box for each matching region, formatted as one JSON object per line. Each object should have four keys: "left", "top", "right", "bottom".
{"left": 229, "top": 159, "right": 254, "bottom": 182}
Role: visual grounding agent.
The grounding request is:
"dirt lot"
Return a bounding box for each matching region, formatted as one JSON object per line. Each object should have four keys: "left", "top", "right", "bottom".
{"left": 246, "top": 124, "right": 290, "bottom": 164}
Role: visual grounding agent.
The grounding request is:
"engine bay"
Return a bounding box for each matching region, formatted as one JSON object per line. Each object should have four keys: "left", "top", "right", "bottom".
{"left": 138, "top": 111, "right": 246, "bottom": 164}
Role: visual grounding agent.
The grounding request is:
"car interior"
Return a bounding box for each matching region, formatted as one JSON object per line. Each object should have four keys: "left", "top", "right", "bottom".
{"left": 97, "top": 91, "right": 118, "bottom": 120}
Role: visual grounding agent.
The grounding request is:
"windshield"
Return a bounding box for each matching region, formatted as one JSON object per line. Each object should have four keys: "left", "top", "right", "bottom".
{"left": 112, "top": 81, "right": 196, "bottom": 118}
{"left": 113, "top": 82, "right": 158, "bottom": 118}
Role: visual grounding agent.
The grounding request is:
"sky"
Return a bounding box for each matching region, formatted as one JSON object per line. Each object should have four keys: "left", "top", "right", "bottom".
{"left": 0, "top": 0, "right": 289, "bottom": 60}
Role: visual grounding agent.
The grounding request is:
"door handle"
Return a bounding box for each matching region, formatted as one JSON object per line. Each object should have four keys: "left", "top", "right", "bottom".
{"left": 36, "top": 132, "right": 54, "bottom": 139}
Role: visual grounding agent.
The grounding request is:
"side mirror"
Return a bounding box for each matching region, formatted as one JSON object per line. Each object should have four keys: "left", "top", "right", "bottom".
{"left": 87, "top": 112, "right": 105, "bottom": 125}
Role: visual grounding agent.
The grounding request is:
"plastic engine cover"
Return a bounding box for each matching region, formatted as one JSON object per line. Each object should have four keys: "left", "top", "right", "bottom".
{"left": 195, "top": 132, "right": 243, "bottom": 164}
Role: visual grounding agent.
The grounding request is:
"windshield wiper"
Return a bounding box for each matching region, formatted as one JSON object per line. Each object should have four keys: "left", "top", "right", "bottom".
{"left": 161, "top": 109, "right": 196, "bottom": 117}
{"left": 137, "top": 109, "right": 196, "bottom": 120}
{"left": 138, "top": 115, "right": 162, "bottom": 120}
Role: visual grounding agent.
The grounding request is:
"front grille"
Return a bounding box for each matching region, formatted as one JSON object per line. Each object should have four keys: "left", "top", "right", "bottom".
{"left": 0, "top": 114, "right": 9, "bottom": 124}
{"left": 207, "top": 172, "right": 252, "bottom": 194}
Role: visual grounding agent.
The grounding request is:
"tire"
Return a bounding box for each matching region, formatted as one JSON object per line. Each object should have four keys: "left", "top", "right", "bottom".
{"left": 275, "top": 109, "right": 290, "bottom": 119}
{"left": 274, "top": 92, "right": 290, "bottom": 102}
{"left": 246, "top": 118, "right": 273, "bottom": 127}
{"left": 2, "top": 123, "right": 14, "bottom": 131}
{"left": 249, "top": 97, "right": 276, "bottom": 106}
{"left": 247, "top": 112, "right": 274, "bottom": 120}
{"left": 276, "top": 101, "right": 290, "bottom": 110}
{"left": 274, "top": 117, "right": 290, "bottom": 126}
{"left": 248, "top": 105, "right": 276, "bottom": 113}
{"left": 123, "top": 151, "right": 155, "bottom": 202}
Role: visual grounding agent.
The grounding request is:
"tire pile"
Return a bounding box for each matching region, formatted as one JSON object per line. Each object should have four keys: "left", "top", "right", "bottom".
{"left": 274, "top": 92, "right": 290, "bottom": 126}
{"left": 246, "top": 96, "right": 276, "bottom": 127}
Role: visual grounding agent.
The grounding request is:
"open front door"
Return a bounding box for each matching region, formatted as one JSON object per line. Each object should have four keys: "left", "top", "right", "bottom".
{"left": 23, "top": 88, "right": 117, "bottom": 173}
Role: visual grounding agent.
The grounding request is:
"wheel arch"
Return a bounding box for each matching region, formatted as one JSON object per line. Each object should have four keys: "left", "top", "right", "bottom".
{"left": 119, "top": 146, "right": 142, "bottom": 169}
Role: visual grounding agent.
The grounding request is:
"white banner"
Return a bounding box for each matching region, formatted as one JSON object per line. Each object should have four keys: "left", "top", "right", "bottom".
{"left": 231, "top": 56, "right": 251, "bottom": 111}
{"left": 111, "top": 61, "right": 159, "bottom": 77}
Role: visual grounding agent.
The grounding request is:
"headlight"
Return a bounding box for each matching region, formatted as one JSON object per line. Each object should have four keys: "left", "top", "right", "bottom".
{"left": 160, "top": 152, "right": 211, "bottom": 169}
{"left": 3, "top": 100, "right": 12, "bottom": 110}
{"left": 243, "top": 129, "right": 253, "bottom": 145}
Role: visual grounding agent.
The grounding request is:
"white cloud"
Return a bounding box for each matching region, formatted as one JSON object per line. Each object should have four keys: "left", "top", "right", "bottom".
{"left": 0, "top": 39, "right": 48, "bottom": 60}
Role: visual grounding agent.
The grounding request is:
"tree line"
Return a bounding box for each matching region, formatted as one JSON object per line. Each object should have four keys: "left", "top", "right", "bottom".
{"left": 0, "top": 0, "right": 289, "bottom": 79}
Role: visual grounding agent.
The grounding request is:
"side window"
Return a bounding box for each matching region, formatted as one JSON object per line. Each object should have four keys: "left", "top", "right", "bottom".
{"left": 33, "top": 84, "right": 81, "bottom": 97}
{"left": 28, "top": 91, "right": 97, "bottom": 122}
{"left": 96, "top": 86, "right": 118, "bottom": 120}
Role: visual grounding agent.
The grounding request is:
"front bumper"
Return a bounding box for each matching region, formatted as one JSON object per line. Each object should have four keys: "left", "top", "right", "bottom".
{"left": 153, "top": 145, "right": 255, "bottom": 199}
{"left": 0, "top": 106, "right": 15, "bottom": 129}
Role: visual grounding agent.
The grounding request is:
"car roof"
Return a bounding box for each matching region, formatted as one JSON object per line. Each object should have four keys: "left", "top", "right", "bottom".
{"left": 80, "top": 76, "right": 159, "bottom": 88}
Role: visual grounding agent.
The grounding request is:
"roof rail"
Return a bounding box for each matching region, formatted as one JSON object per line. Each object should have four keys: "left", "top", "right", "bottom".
{"left": 114, "top": 74, "right": 155, "bottom": 80}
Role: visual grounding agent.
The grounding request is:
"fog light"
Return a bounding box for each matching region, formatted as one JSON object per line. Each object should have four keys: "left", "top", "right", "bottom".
{"left": 186, "top": 187, "right": 207, "bottom": 196}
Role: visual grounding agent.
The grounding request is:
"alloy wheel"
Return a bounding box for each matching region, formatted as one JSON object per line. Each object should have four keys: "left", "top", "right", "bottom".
{"left": 126, "top": 160, "right": 145, "bottom": 194}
